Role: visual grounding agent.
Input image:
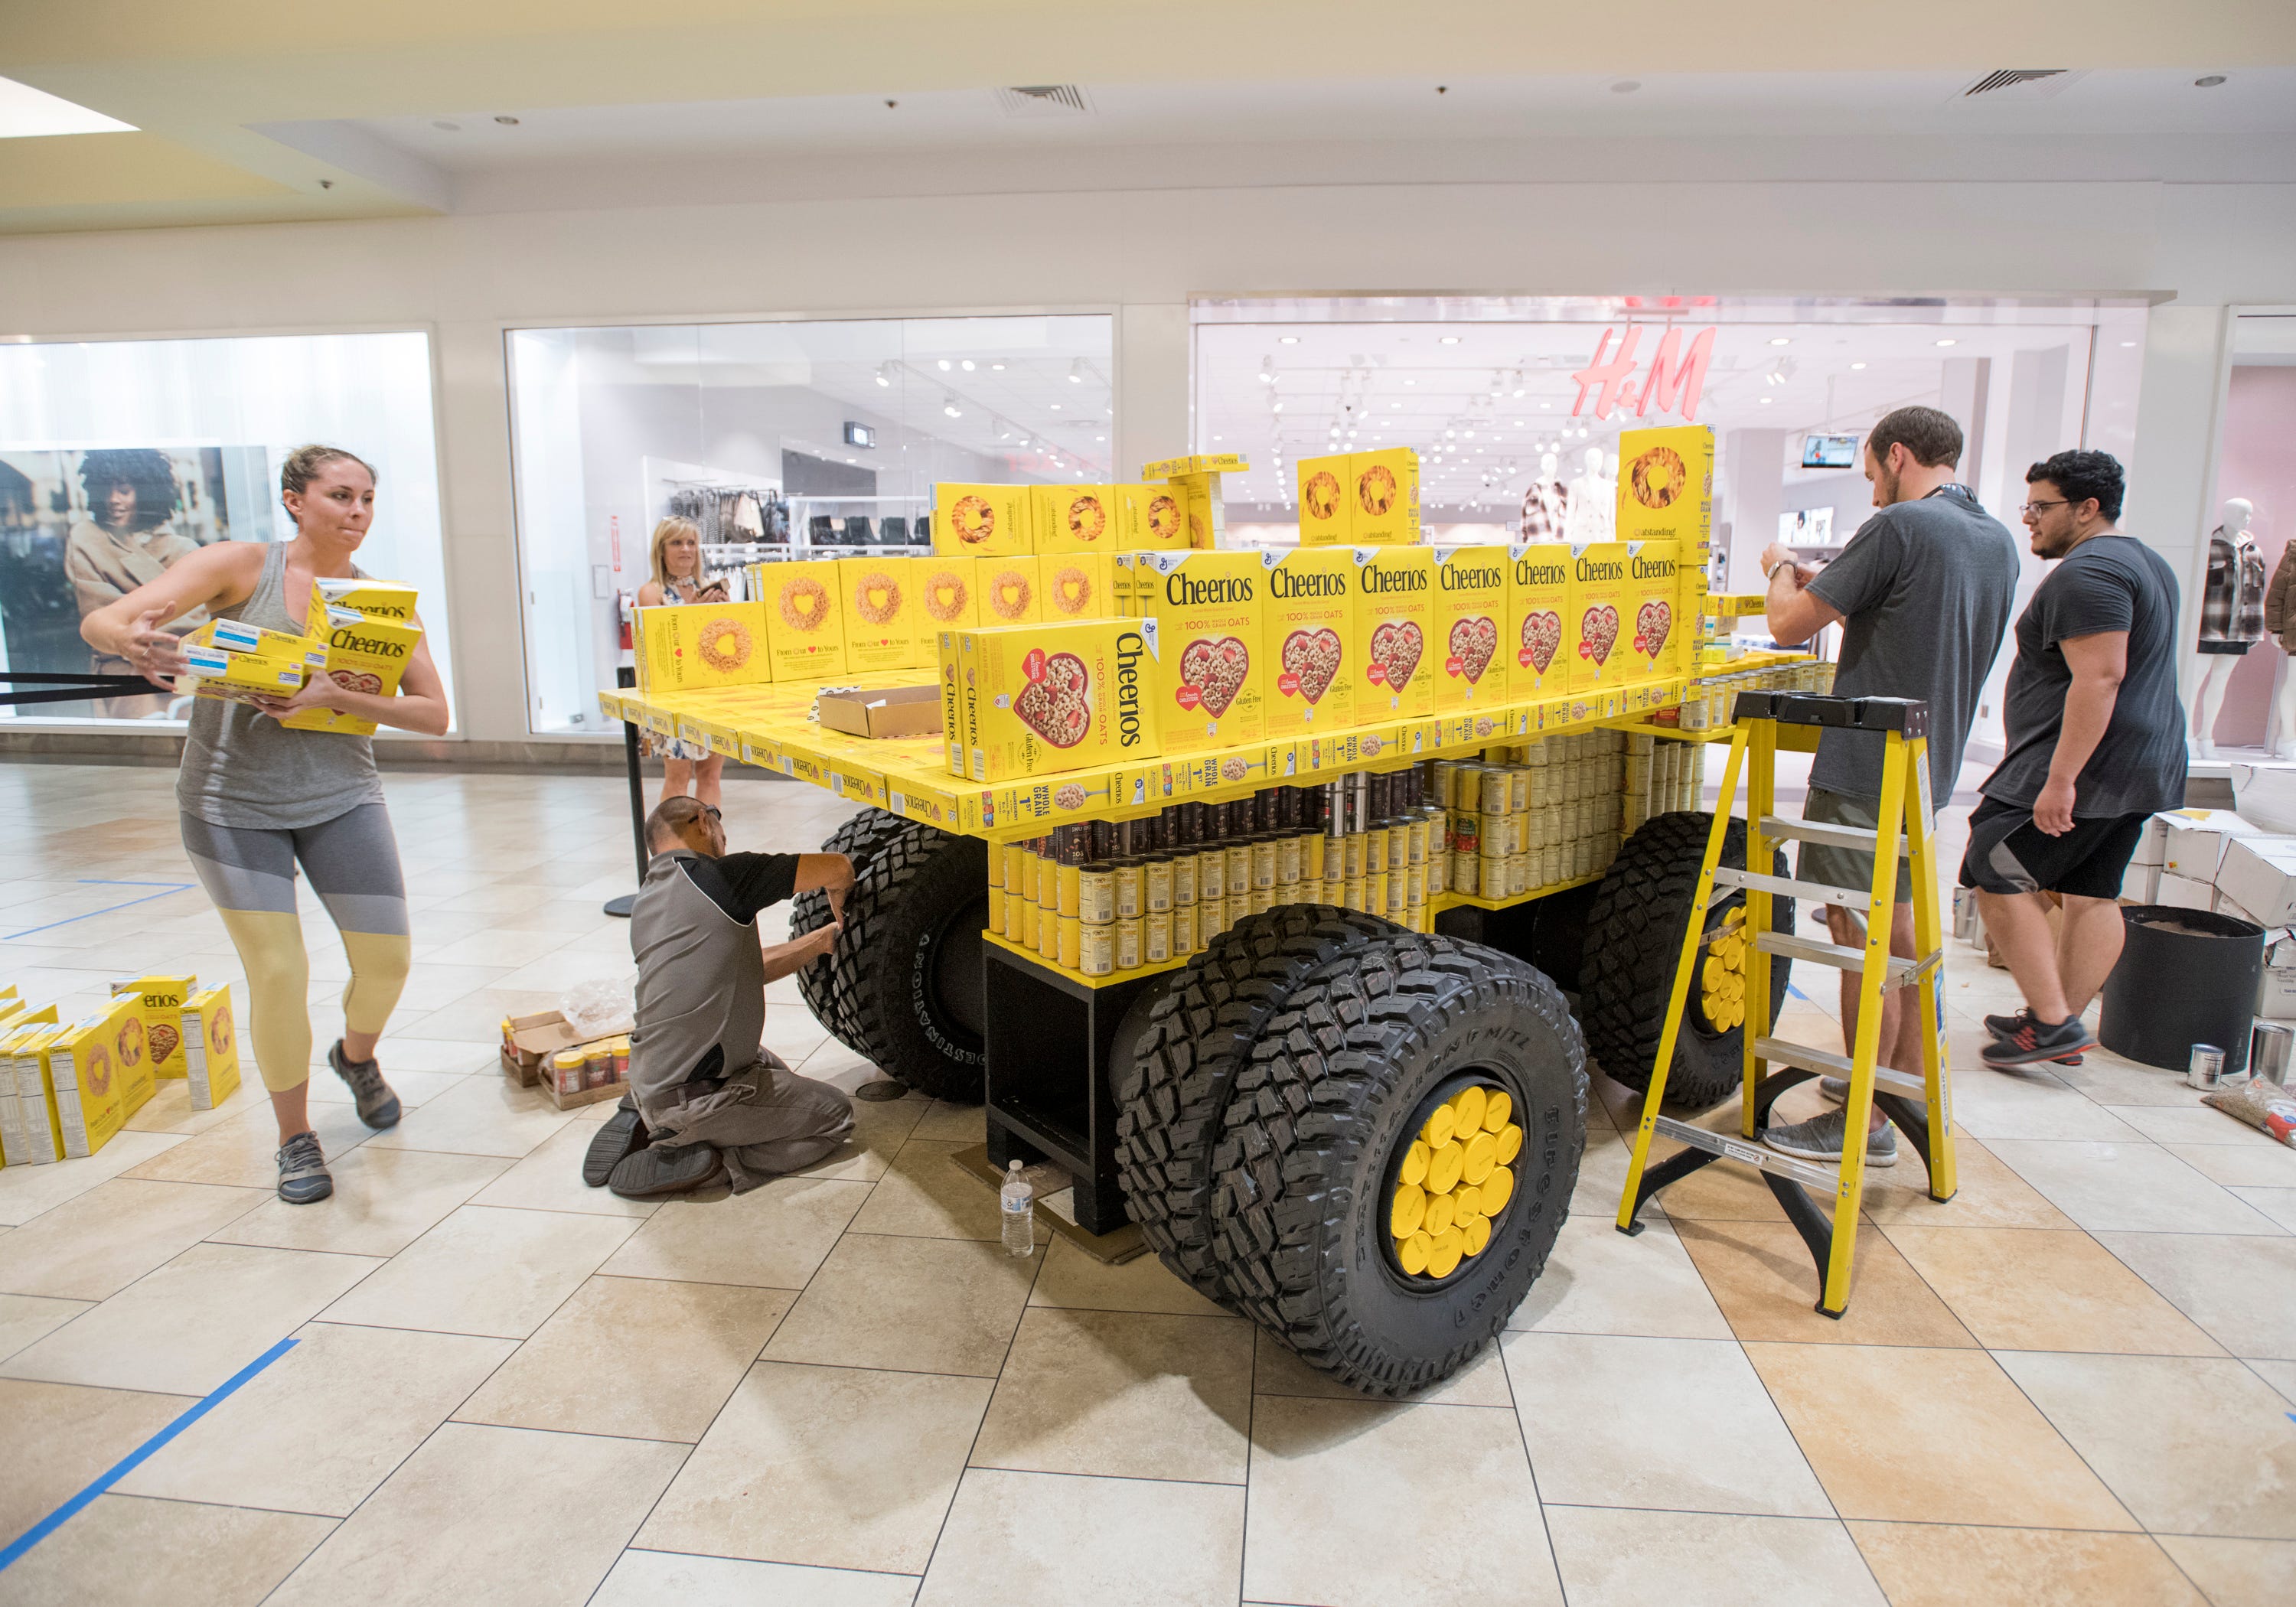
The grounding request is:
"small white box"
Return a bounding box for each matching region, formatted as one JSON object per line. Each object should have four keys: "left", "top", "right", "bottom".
{"left": 2118, "top": 861, "right": 2161, "bottom": 904}
{"left": 2260, "top": 965, "right": 2296, "bottom": 1022}
{"left": 2157, "top": 872, "right": 2215, "bottom": 911}
{"left": 2158, "top": 809, "right": 2267, "bottom": 878}
{"left": 2131, "top": 815, "right": 2167, "bottom": 867}
{"left": 2215, "top": 836, "right": 2296, "bottom": 927}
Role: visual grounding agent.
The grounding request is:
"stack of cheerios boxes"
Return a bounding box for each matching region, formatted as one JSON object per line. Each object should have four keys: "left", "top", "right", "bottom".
{"left": 0, "top": 976, "right": 240, "bottom": 1169}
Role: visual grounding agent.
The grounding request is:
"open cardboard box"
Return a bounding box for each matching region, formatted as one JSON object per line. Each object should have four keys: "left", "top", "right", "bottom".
{"left": 500, "top": 1009, "right": 627, "bottom": 1107}
{"left": 816, "top": 684, "right": 942, "bottom": 740}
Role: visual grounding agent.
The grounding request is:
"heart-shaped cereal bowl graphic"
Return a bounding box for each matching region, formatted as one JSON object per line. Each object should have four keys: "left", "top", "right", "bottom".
{"left": 1636, "top": 599, "right": 1672, "bottom": 660}
{"left": 1579, "top": 605, "right": 1620, "bottom": 667}
{"left": 1368, "top": 620, "right": 1424, "bottom": 691}
{"left": 1448, "top": 615, "right": 1498, "bottom": 684}
{"left": 331, "top": 670, "right": 386, "bottom": 696}
{"left": 148, "top": 1022, "right": 181, "bottom": 1064}
{"left": 211, "top": 1004, "right": 233, "bottom": 1058}
{"left": 1179, "top": 637, "right": 1251, "bottom": 718}
{"left": 1519, "top": 609, "right": 1562, "bottom": 675}
{"left": 1281, "top": 628, "right": 1342, "bottom": 703}
{"left": 924, "top": 569, "right": 970, "bottom": 622}
{"left": 1013, "top": 652, "right": 1092, "bottom": 748}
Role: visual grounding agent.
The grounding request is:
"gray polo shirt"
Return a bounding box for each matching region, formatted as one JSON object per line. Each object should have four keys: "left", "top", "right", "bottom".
{"left": 627, "top": 849, "right": 800, "bottom": 1114}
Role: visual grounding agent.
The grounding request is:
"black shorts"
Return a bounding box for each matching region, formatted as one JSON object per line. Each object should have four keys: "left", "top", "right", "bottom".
{"left": 1958, "top": 795, "right": 2148, "bottom": 899}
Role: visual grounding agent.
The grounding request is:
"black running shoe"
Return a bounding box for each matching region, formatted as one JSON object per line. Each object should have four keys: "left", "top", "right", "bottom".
{"left": 276, "top": 1130, "right": 333, "bottom": 1204}
{"left": 328, "top": 1041, "right": 402, "bottom": 1129}
{"left": 607, "top": 1139, "right": 726, "bottom": 1199}
{"left": 1981, "top": 1014, "right": 2097, "bottom": 1070}
{"left": 1983, "top": 1008, "right": 2085, "bottom": 1065}
{"left": 583, "top": 1103, "right": 648, "bottom": 1188}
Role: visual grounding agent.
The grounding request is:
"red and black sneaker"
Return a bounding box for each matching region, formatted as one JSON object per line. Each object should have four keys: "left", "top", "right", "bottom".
{"left": 1984, "top": 1008, "right": 2086, "bottom": 1066}
{"left": 1981, "top": 1013, "right": 2097, "bottom": 1070}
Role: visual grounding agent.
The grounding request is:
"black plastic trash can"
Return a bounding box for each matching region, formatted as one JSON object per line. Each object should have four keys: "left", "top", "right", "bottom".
{"left": 2099, "top": 906, "right": 2266, "bottom": 1076}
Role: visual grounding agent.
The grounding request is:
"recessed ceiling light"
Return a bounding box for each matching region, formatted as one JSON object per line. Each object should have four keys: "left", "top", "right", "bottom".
{"left": 1439, "top": 336, "right": 1461, "bottom": 345}
{"left": 494, "top": 114, "right": 520, "bottom": 125}
{"left": 960, "top": 359, "right": 975, "bottom": 371}
{"left": 2119, "top": 340, "right": 2138, "bottom": 347}
{"left": 1769, "top": 337, "right": 1790, "bottom": 347}
{"left": 1935, "top": 338, "right": 1958, "bottom": 347}
{"left": 990, "top": 361, "right": 1006, "bottom": 370}
{"left": 1540, "top": 401, "right": 1552, "bottom": 409}
{"left": 938, "top": 359, "right": 951, "bottom": 370}
{"left": 1404, "top": 378, "right": 1417, "bottom": 386}
{"left": 1068, "top": 359, "right": 1084, "bottom": 383}
{"left": 1759, "top": 396, "right": 1773, "bottom": 405}
{"left": 1278, "top": 335, "right": 1300, "bottom": 344}
{"left": 1849, "top": 361, "right": 1867, "bottom": 370}
{"left": 1049, "top": 403, "right": 1062, "bottom": 410}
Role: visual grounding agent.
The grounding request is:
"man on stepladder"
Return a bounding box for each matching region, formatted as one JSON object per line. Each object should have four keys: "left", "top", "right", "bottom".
{"left": 1965, "top": 451, "right": 2186, "bottom": 1069}
{"left": 1754, "top": 406, "right": 2020, "bottom": 1164}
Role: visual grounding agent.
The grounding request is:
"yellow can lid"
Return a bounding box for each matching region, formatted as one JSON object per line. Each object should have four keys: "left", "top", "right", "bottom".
{"left": 1399, "top": 1139, "right": 1430, "bottom": 1188}
{"left": 1426, "top": 1139, "right": 1466, "bottom": 1195}
{"left": 1479, "top": 1164, "right": 1515, "bottom": 1216}
{"left": 1398, "top": 1231, "right": 1433, "bottom": 1276}
{"left": 1482, "top": 1090, "right": 1513, "bottom": 1133}
{"left": 1424, "top": 1104, "right": 1457, "bottom": 1149}
{"left": 1702, "top": 954, "right": 1726, "bottom": 991}
{"left": 1496, "top": 1123, "right": 1524, "bottom": 1165}
{"left": 1453, "top": 1182, "right": 1482, "bottom": 1221}
{"left": 1452, "top": 1085, "right": 1488, "bottom": 1136}
{"left": 1427, "top": 1226, "right": 1466, "bottom": 1278}
{"left": 1390, "top": 1184, "right": 1426, "bottom": 1239}
{"left": 1463, "top": 1213, "right": 1492, "bottom": 1257}
{"left": 1423, "top": 1191, "right": 1456, "bottom": 1236}
{"left": 1461, "top": 1130, "right": 1499, "bottom": 1186}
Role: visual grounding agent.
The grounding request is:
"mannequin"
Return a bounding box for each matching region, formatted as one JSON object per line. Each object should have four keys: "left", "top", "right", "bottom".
{"left": 1519, "top": 451, "right": 1567, "bottom": 541}
{"left": 2194, "top": 497, "right": 2266, "bottom": 758}
{"left": 1563, "top": 445, "right": 1616, "bottom": 544}
{"left": 2262, "top": 501, "right": 2296, "bottom": 758}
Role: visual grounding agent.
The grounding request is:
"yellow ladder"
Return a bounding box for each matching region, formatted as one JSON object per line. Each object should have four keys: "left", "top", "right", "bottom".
{"left": 1615, "top": 691, "right": 1956, "bottom": 1317}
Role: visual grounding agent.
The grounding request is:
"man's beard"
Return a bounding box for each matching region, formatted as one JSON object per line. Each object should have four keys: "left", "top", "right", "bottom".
{"left": 1874, "top": 464, "right": 1902, "bottom": 506}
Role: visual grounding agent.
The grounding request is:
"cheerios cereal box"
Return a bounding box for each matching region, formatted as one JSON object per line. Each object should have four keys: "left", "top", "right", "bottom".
{"left": 44, "top": 994, "right": 136, "bottom": 1159}
{"left": 3, "top": 1014, "right": 63, "bottom": 1165}
{"left": 837, "top": 557, "right": 924, "bottom": 673}
{"left": 1032, "top": 485, "right": 1117, "bottom": 558}
{"left": 1506, "top": 542, "right": 1572, "bottom": 703}
{"left": 182, "top": 986, "right": 240, "bottom": 1112}
{"left": 312, "top": 576, "right": 419, "bottom": 625}
{"left": 1622, "top": 542, "right": 1684, "bottom": 683}
{"left": 1114, "top": 484, "right": 1190, "bottom": 552}
{"left": 1568, "top": 542, "right": 1632, "bottom": 694}
{"left": 1349, "top": 448, "right": 1420, "bottom": 545}
{"left": 1261, "top": 546, "right": 1355, "bottom": 737}
{"left": 1430, "top": 545, "right": 1509, "bottom": 715}
{"left": 916, "top": 555, "right": 979, "bottom": 634}
{"left": 110, "top": 974, "right": 196, "bottom": 1082}
{"left": 192, "top": 618, "right": 328, "bottom": 670}
{"left": 1134, "top": 550, "right": 1267, "bottom": 755}
{"left": 935, "top": 627, "right": 967, "bottom": 777}
{"left": 1040, "top": 551, "right": 1114, "bottom": 623}
{"left": 1352, "top": 545, "right": 1434, "bottom": 720}
{"left": 1295, "top": 453, "right": 1355, "bottom": 546}
{"left": 282, "top": 614, "right": 426, "bottom": 734}
{"left": 962, "top": 618, "right": 1160, "bottom": 784}
{"left": 977, "top": 556, "right": 1044, "bottom": 627}
{"left": 1615, "top": 425, "right": 1713, "bottom": 546}
{"left": 931, "top": 483, "right": 1033, "bottom": 559}
{"left": 178, "top": 643, "right": 308, "bottom": 706}
{"left": 758, "top": 560, "right": 850, "bottom": 683}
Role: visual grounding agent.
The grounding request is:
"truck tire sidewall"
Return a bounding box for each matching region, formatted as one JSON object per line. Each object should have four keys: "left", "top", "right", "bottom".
{"left": 850, "top": 829, "right": 989, "bottom": 1103}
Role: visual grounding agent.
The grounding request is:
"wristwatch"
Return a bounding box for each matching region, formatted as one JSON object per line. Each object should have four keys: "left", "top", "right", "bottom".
{"left": 1766, "top": 559, "right": 1793, "bottom": 583}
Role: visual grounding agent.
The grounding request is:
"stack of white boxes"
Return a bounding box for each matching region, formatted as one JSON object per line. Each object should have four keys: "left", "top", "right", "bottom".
{"left": 2127, "top": 807, "right": 2296, "bottom": 1021}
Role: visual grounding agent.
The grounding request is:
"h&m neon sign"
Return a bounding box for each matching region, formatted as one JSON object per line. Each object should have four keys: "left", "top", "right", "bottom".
{"left": 1571, "top": 324, "right": 1717, "bottom": 422}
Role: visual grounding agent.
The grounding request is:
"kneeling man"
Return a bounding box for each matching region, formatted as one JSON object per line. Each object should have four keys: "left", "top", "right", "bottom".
{"left": 585, "top": 795, "right": 856, "bottom": 1197}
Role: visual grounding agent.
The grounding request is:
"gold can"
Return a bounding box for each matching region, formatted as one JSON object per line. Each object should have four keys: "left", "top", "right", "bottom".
{"left": 1510, "top": 768, "right": 1531, "bottom": 813}
{"left": 1055, "top": 861, "right": 1081, "bottom": 919}
{"left": 1230, "top": 892, "right": 1254, "bottom": 928}
{"left": 1078, "top": 865, "right": 1115, "bottom": 926}
{"left": 1426, "top": 835, "right": 1447, "bottom": 896}
{"left": 1200, "top": 895, "right": 1228, "bottom": 942}
{"left": 1277, "top": 834, "right": 1302, "bottom": 886}
{"left": 1018, "top": 846, "right": 1040, "bottom": 907}
{"left": 1453, "top": 764, "right": 1483, "bottom": 812}
{"left": 1343, "top": 833, "right": 1366, "bottom": 879}
{"left": 1037, "top": 901, "right": 1058, "bottom": 957}
{"left": 1145, "top": 859, "right": 1172, "bottom": 914}
{"left": 1509, "top": 853, "right": 1530, "bottom": 897}
{"left": 1362, "top": 826, "right": 1391, "bottom": 880}
{"left": 1172, "top": 901, "right": 1198, "bottom": 955}
{"left": 1387, "top": 825, "right": 1407, "bottom": 875}
{"left": 1251, "top": 837, "right": 1277, "bottom": 891}
{"left": 1145, "top": 910, "right": 1172, "bottom": 963}
{"left": 1114, "top": 859, "right": 1143, "bottom": 920}
{"left": 987, "top": 885, "right": 1005, "bottom": 933}
{"left": 1078, "top": 922, "right": 1115, "bottom": 976}
{"left": 1344, "top": 874, "right": 1367, "bottom": 911}
{"left": 1407, "top": 864, "right": 1426, "bottom": 906}
{"left": 1450, "top": 810, "right": 1480, "bottom": 856}
{"left": 1115, "top": 918, "right": 1142, "bottom": 971}
{"left": 1480, "top": 849, "right": 1508, "bottom": 895}
{"left": 1406, "top": 815, "right": 1430, "bottom": 866}
{"left": 1386, "top": 869, "right": 1407, "bottom": 914}
{"left": 1303, "top": 831, "right": 1326, "bottom": 882}
{"left": 1003, "top": 880, "right": 1026, "bottom": 940}
{"left": 1226, "top": 843, "right": 1254, "bottom": 898}
{"left": 1172, "top": 852, "right": 1198, "bottom": 907}
{"left": 1002, "top": 841, "right": 1025, "bottom": 898}
{"left": 1453, "top": 852, "right": 1479, "bottom": 896}
{"left": 1199, "top": 847, "right": 1226, "bottom": 904}
{"left": 1058, "top": 914, "right": 1081, "bottom": 970}
{"left": 987, "top": 843, "right": 1005, "bottom": 889}
{"left": 1367, "top": 869, "right": 1389, "bottom": 915}
{"left": 1251, "top": 887, "right": 1277, "bottom": 916}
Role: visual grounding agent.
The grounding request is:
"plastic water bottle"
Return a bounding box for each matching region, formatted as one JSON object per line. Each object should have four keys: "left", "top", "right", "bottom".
{"left": 999, "top": 1159, "right": 1034, "bottom": 1257}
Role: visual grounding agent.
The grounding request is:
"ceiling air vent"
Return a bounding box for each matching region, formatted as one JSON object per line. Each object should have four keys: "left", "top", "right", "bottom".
{"left": 996, "top": 84, "right": 1092, "bottom": 117}
{"left": 1959, "top": 69, "right": 2082, "bottom": 99}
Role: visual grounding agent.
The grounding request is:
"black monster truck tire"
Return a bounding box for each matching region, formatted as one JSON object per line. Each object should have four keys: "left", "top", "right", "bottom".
{"left": 822, "top": 819, "right": 990, "bottom": 1103}
{"left": 791, "top": 807, "right": 919, "bottom": 1058}
{"left": 1579, "top": 810, "right": 1794, "bottom": 1111}
{"left": 1208, "top": 933, "right": 1587, "bottom": 1395}
{"left": 1113, "top": 905, "right": 1401, "bottom": 1299}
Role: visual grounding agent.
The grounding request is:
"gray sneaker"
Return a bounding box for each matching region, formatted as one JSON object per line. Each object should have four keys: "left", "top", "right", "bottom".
{"left": 330, "top": 1041, "right": 402, "bottom": 1129}
{"left": 1762, "top": 1107, "right": 1897, "bottom": 1167}
{"left": 1818, "top": 1075, "right": 1851, "bottom": 1103}
{"left": 276, "top": 1130, "right": 333, "bottom": 1203}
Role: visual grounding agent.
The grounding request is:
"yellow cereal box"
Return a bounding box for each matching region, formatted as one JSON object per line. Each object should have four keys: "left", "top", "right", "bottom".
{"left": 916, "top": 556, "right": 978, "bottom": 634}
{"left": 1622, "top": 542, "right": 1684, "bottom": 683}
{"left": 192, "top": 618, "right": 328, "bottom": 670}
{"left": 44, "top": 995, "right": 135, "bottom": 1159}
{"left": 1133, "top": 550, "right": 1267, "bottom": 755}
{"left": 1352, "top": 545, "right": 1435, "bottom": 720}
{"left": 1114, "top": 484, "right": 1190, "bottom": 551}
{"left": 282, "top": 614, "right": 426, "bottom": 734}
{"left": 962, "top": 618, "right": 1161, "bottom": 783}
{"left": 1032, "top": 485, "right": 1117, "bottom": 557}
{"left": 632, "top": 601, "right": 766, "bottom": 695}
{"left": 977, "top": 556, "right": 1044, "bottom": 626}
{"left": 1039, "top": 552, "right": 1114, "bottom": 623}
{"left": 178, "top": 644, "right": 307, "bottom": 706}
{"left": 932, "top": 483, "right": 1033, "bottom": 558}
{"left": 1616, "top": 425, "right": 1714, "bottom": 547}
{"left": 1296, "top": 453, "right": 1355, "bottom": 546}
{"left": 311, "top": 577, "right": 419, "bottom": 625}
{"left": 2, "top": 1015, "right": 63, "bottom": 1166}
{"left": 1506, "top": 542, "right": 1572, "bottom": 702}
{"left": 1430, "top": 545, "right": 1509, "bottom": 714}
{"left": 110, "top": 973, "right": 196, "bottom": 1082}
{"left": 1568, "top": 541, "right": 1632, "bottom": 693}
{"left": 837, "top": 557, "right": 924, "bottom": 673}
{"left": 934, "top": 628, "right": 967, "bottom": 776}
{"left": 758, "top": 560, "right": 851, "bottom": 683}
{"left": 182, "top": 986, "right": 240, "bottom": 1111}
{"left": 1349, "top": 449, "right": 1421, "bottom": 545}
{"left": 1261, "top": 546, "right": 1355, "bottom": 737}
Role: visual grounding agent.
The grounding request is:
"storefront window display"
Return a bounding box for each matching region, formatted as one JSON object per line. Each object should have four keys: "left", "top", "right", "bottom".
{"left": 2196, "top": 311, "right": 2296, "bottom": 759}
{"left": 0, "top": 331, "right": 453, "bottom": 726}
{"left": 506, "top": 314, "right": 1114, "bottom": 736}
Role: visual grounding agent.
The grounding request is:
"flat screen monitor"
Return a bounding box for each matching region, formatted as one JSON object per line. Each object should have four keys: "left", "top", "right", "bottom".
{"left": 1802, "top": 432, "right": 1861, "bottom": 469}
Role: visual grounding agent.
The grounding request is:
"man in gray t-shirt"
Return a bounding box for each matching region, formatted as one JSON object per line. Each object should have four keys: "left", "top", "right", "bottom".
{"left": 1753, "top": 406, "right": 2020, "bottom": 1169}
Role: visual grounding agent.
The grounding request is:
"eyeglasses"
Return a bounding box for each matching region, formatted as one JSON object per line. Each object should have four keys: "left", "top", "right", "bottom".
{"left": 700, "top": 805, "right": 722, "bottom": 823}
{"left": 2019, "top": 499, "right": 2069, "bottom": 515}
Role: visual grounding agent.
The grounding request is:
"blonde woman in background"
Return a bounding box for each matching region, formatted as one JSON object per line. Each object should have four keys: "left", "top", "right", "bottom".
{"left": 637, "top": 516, "right": 727, "bottom": 810}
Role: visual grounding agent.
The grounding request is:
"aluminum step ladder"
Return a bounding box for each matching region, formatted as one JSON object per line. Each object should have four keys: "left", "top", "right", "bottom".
{"left": 1615, "top": 691, "right": 1956, "bottom": 1318}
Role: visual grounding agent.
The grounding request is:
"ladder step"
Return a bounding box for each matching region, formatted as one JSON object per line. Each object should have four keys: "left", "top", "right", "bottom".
{"left": 1710, "top": 865, "right": 1870, "bottom": 909}
{"left": 1757, "top": 814, "right": 1888, "bottom": 852}
{"left": 1751, "top": 1037, "right": 1932, "bottom": 1101}
{"left": 1756, "top": 931, "right": 1942, "bottom": 989}
{"left": 1650, "top": 1114, "right": 1838, "bottom": 1192}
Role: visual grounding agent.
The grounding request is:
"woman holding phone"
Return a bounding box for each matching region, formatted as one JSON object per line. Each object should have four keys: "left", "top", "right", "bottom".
{"left": 82, "top": 445, "right": 450, "bottom": 1204}
{"left": 636, "top": 516, "right": 728, "bottom": 810}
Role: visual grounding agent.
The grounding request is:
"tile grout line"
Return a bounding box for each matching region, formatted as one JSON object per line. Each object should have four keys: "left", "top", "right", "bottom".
{"left": 1495, "top": 1292, "right": 1572, "bottom": 1607}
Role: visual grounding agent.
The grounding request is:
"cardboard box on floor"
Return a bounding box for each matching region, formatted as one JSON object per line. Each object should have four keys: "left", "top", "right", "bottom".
{"left": 499, "top": 1010, "right": 627, "bottom": 1109}
{"left": 2216, "top": 836, "right": 2296, "bottom": 927}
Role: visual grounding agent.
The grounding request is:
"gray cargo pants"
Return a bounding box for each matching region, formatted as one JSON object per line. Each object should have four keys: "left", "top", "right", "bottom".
{"left": 638, "top": 1051, "right": 856, "bottom": 1194}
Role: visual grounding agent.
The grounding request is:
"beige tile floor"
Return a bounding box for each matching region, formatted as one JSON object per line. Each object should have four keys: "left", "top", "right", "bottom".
{"left": 0, "top": 761, "right": 2291, "bottom": 1605}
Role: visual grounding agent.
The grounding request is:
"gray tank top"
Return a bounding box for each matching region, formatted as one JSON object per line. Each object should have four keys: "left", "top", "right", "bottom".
{"left": 176, "top": 540, "right": 386, "bottom": 830}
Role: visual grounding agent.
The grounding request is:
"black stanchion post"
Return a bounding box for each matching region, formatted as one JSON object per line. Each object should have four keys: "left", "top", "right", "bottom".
{"left": 605, "top": 664, "right": 646, "bottom": 918}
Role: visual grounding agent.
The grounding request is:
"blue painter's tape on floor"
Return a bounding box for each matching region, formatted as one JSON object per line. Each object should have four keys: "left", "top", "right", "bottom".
{"left": 2, "top": 881, "right": 195, "bottom": 942}
{"left": 0, "top": 1335, "right": 298, "bottom": 1572}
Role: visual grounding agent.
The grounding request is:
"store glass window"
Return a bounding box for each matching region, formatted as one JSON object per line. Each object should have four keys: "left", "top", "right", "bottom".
{"left": 0, "top": 331, "right": 452, "bottom": 725}
{"left": 505, "top": 314, "right": 1114, "bottom": 735}
{"left": 2195, "top": 311, "right": 2296, "bottom": 760}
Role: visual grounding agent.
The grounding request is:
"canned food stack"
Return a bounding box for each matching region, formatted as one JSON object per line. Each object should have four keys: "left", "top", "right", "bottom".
{"left": 1316, "top": 769, "right": 1439, "bottom": 932}
{"left": 1428, "top": 729, "right": 1627, "bottom": 904}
